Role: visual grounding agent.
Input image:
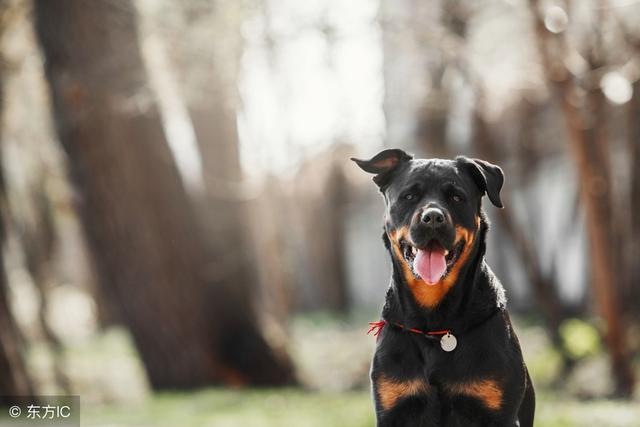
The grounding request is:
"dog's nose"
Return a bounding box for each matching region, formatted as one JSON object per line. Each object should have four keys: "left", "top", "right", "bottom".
{"left": 421, "top": 207, "right": 446, "bottom": 227}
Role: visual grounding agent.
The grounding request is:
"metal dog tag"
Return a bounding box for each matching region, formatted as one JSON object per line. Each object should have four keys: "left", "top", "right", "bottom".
{"left": 440, "top": 333, "right": 457, "bottom": 352}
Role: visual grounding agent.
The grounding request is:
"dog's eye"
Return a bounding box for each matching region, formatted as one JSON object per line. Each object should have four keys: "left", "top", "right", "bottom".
{"left": 452, "top": 194, "right": 463, "bottom": 203}
{"left": 404, "top": 193, "right": 415, "bottom": 201}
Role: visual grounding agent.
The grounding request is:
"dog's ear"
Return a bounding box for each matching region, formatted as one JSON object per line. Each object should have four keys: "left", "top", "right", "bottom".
{"left": 351, "top": 149, "right": 413, "bottom": 190}
{"left": 456, "top": 156, "right": 504, "bottom": 208}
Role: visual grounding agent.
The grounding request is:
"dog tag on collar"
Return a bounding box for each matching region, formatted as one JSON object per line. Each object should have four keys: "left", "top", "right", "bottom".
{"left": 440, "top": 333, "right": 457, "bottom": 352}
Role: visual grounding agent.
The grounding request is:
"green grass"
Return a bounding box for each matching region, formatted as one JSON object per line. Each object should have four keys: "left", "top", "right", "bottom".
{"left": 82, "top": 388, "right": 374, "bottom": 427}
{"left": 79, "top": 387, "right": 640, "bottom": 427}
{"left": 535, "top": 391, "right": 640, "bottom": 427}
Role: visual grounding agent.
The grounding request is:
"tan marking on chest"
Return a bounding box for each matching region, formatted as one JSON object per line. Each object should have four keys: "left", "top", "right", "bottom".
{"left": 376, "top": 375, "right": 429, "bottom": 410}
{"left": 445, "top": 379, "right": 503, "bottom": 411}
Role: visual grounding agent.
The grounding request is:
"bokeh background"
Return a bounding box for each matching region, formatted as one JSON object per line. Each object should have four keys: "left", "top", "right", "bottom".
{"left": 0, "top": 0, "right": 639, "bottom": 426}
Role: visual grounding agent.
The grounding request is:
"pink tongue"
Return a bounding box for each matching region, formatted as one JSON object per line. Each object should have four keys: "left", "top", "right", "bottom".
{"left": 414, "top": 247, "right": 447, "bottom": 285}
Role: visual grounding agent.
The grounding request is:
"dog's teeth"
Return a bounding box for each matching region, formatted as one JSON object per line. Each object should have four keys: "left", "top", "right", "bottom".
{"left": 411, "top": 246, "right": 417, "bottom": 255}
{"left": 444, "top": 250, "right": 449, "bottom": 256}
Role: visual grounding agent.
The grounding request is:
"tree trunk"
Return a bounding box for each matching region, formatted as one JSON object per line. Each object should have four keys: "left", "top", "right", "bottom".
{"left": 528, "top": 0, "right": 635, "bottom": 397}
{"left": 0, "top": 268, "right": 34, "bottom": 404}
{"left": 381, "top": 0, "right": 446, "bottom": 155}
{"left": 628, "top": 79, "right": 640, "bottom": 315}
{"left": 190, "top": 103, "right": 295, "bottom": 383}
{"left": 0, "top": 212, "right": 34, "bottom": 402}
{"left": 563, "top": 88, "right": 634, "bottom": 397}
{"left": 34, "top": 0, "right": 294, "bottom": 388}
{"left": 34, "top": 0, "right": 215, "bottom": 389}
{"left": 292, "top": 152, "right": 350, "bottom": 312}
{"left": 0, "top": 31, "right": 34, "bottom": 401}
{"left": 0, "top": 122, "right": 33, "bottom": 403}
{"left": 156, "top": 0, "right": 295, "bottom": 382}
{"left": 17, "top": 187, "right": 71, "bottom": 393}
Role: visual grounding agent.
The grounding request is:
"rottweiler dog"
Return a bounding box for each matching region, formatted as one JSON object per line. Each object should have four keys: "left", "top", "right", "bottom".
{"left": 352, "top": 149, "right": 535, "bottom": 427}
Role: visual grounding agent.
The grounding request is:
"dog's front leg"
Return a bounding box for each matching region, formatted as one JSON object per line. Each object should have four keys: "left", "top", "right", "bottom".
{"left": 371, "top": 360, "right": 440, "bottom": 426}
{"left": 374, "top": 393, "right": 441, "bottom": 427}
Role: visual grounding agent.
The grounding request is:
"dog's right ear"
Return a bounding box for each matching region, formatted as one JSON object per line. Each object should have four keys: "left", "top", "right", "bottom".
{"left": 350, "top": 149, "right": 413, "bottom": 190}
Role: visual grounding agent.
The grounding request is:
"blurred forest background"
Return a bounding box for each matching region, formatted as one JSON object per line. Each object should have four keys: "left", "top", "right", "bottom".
{"left": 0, "top": 0, "right": 639, "bottom": 426}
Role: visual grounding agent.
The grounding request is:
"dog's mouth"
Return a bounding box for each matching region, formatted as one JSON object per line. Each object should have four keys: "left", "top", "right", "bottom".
{"left": 400, "top": 238, "right": 464, "bottom": 285}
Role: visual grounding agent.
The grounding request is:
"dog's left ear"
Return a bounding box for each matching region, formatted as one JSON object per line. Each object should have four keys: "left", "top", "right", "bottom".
{"left": 456, "top": 156, "right": 504, "bottom": 208}
{"left": 351, "top": 148, "right": 413, "bottom": 190}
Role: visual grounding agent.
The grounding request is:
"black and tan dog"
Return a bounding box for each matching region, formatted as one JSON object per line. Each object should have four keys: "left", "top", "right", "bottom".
{"left": 352, "top": 149, "right": 535, "bottom": 427}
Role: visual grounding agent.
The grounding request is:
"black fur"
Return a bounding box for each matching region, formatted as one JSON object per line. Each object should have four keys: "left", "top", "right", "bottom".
{"left": 353, "top": 150, "right": 535, "bottom": 427}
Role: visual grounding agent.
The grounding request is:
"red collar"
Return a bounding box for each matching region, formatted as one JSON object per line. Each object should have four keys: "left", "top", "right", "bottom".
{"left": 367, "top": 319, "right": 450, "bottom": 339}
{"left": 367, "top": 308, "right": 502, "bottom": 340}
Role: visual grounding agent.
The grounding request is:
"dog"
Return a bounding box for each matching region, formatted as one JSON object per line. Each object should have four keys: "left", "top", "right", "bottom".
{"left": 352, "top": 149, "right": 535, "bottom": 427}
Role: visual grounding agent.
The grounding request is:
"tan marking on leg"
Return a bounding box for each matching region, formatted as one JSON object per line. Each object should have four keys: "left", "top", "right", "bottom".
{"left": 377, "top": 375, "right": 429, "bottom": 411}
{"left": 446, "top": 379, "right": 503, "bottom": 411}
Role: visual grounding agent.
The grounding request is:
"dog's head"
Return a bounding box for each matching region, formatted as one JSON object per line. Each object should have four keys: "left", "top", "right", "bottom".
{"left": 352, "top": 149, "right": 504, "bottom": 308}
